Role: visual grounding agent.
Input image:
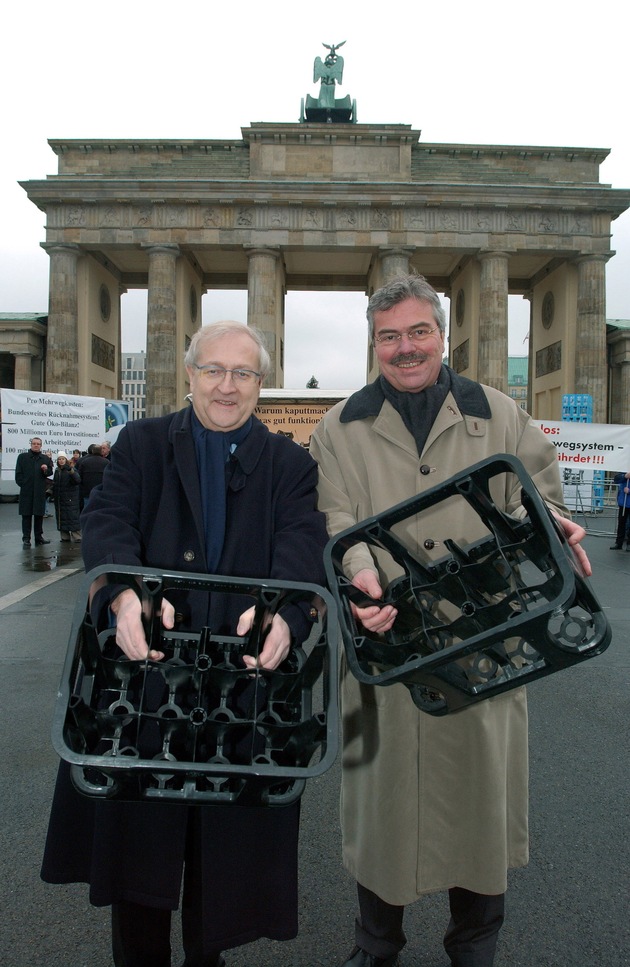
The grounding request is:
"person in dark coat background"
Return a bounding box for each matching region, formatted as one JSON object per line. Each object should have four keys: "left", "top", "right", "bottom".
{"left": 41, "top": 321, "right": 329, "bottom": 967}
{"left": 609, "top": 470, "right": 630, "bottom": 549}
{"left": 75, "top": 442, "right": 109, "bottom": 509}
{"left": 15, "top": 435, "right": 53, "bottom": 547}
{"left": 52, "top": 450, "right": 82, "bottom": 542}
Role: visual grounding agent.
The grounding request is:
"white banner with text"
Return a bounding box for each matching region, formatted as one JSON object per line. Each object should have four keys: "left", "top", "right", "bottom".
{"left": 537, "top": 421, "right": 630, "bottom": 473}
{"left": 1, "top": 388, "right": 106, "bottom": 479}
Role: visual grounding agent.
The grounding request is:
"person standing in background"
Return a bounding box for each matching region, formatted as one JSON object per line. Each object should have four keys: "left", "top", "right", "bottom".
{"left": 15, "top": 436, "right": 53, "bottom": 547}
{"left": 75, "top": 444, "right": 109, "bottom": 510}
{"left": 52, "top": 450, "right": 82, "bottom": 542}
{"left": 609, "top": 470, "right": 630, "bottom": 549}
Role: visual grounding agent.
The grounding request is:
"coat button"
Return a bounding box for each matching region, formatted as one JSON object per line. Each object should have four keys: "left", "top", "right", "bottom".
{"left": 423, "top": 538, "right": 437, "bottom": 550}
{"left": 175, "top": 613, "right": 184, "bottom": 623}
{"left": 420, "top": 464, "right": 434, "bottom": 475}
{"left": 183, "top": 550, "right": 195, "bottom": 562}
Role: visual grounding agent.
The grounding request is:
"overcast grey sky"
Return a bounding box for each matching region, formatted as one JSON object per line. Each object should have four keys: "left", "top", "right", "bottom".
{"left": 2, "top": 0, "right": 628, "bottom": 390}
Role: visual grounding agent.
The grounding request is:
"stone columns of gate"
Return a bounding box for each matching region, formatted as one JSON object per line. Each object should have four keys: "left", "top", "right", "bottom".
{"left": 478, "top": 251, "right": 509, "bottom": 393}
{"left": 116, "top": 283, "right": 127, "bottom": 400}
{"left": 144, "top": 243, "right": 180, "bottom": 417}
{"left": 366, "top": 248, "right": 415, "bottom": 381}
{"left": 13, "top": 353, "right": 33, "bottom": 390}
{"left": 524, "top": 290, "right": 534, "bottom": 416}
{"left": 575, "top": 254, "right": 610, "bottom": 423}
{"left": 42, "top": 242, "right": 80, "bottom": 394}
{"left": 246, "top": 247, "right": 284, "bottom": 386}
{"left": 618, "top": 361, "right": 630, "bottom": 426}
{"left": 377, "top": 247, "right": 414, "bottom": 286}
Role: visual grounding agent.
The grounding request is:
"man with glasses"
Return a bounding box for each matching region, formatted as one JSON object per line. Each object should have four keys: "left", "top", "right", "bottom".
{"left": 310, "top": 274, "right": 590, "bottom": 967}
{"left": 15, "top": 435, "right": 53, "bottom": 547}
{"left": 41, "top": 321, "right": 328, "bottom": 967}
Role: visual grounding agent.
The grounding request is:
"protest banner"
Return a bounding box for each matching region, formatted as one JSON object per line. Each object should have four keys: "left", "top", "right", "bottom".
{"left": 1, "top": 389, "right": 106, "bottom": 495}
{"left": 538, "top": 421, "right": 630, "bottom": 473}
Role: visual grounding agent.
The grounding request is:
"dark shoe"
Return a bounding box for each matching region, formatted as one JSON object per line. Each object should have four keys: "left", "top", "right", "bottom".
{"left": 22, "top": 540, "right": 31, "bottom": 548}
{"left": 35, "top": 538, "right": 51, "bottom": 545}
{"left": 339, "top": 947, "right": 399, "bottom": 967}
{"left": 610, "top": 544, "right": 623, "bottom": 549}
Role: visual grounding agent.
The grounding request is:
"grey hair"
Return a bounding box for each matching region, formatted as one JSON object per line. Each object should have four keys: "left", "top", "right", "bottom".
{"left": 367, "top": 274, "right": 446, "bottom": 339}
{"left": 184, "top": 321, "right": 271, "bottom": 380}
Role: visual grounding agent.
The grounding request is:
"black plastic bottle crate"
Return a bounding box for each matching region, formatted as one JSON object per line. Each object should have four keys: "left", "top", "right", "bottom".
{"left": 53, "top": 566, "right": 339, "bottom": 805}
{"left": 324, "top": 454, "right": 611, "bottom": 716}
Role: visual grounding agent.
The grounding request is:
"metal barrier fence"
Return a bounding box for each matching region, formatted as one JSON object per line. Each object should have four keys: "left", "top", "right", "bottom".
{"left": 561, "top": 472, "right": 620, "bottom": 538}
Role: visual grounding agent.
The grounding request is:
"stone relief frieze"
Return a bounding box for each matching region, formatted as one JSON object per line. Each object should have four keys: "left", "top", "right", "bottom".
{"left": 167, "top": 206, "right": 187, "bottom": 227}
{"left": 475, "top": 213, "right": 492, "bottom": 230}
{"left": 372, "top": 209, "right": 390, "bottom": 228}
{"left": 135, "top": 207, "right": 152, "bottom": 227}
{"left": 452, "top": 339, "right": 470, "bottom": 373}
{"left": 237, "top": 208, "right": 254, "bottom": 227}
{"left": 407, "top": 210, "right": 426, "bottom": 228}
{"left": 54, "top": 199, "right": 593, "bottom": 240}
{"left": 304, "top": 208, "right": 323, "bottom": 228}
{"left": 339, "top": 208, "right": 358, "bottom": 228}
{"left": 66, "top": 206, "right": 87, "bottom": 227}
{"left": 103, "top": 206, "right": 119, "bottom": 226}
{"left": 202, "top": 207, "right": 220, "bottom": 227}
{"left": 91, "top": 333, "right": 115, "bottom": 372}
{"left": 439, "top": 212, "right": 457, "bottom": 231}
{"left": 535, "top": 340, "right": 562, "bottom": 377}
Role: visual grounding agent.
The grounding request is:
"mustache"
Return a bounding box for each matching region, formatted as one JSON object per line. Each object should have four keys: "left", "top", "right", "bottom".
{"left": 390, "top": 351, "right": 428, "bottom": 366}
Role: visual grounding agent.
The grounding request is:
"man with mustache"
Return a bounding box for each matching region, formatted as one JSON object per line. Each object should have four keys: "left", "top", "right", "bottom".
{"left": 309, "top": 274, "right": 590, "bottom": 967}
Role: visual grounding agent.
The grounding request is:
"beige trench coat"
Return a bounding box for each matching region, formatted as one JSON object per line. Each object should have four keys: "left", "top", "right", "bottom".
{"left": 309, "top": 374, "right": 567, "bottom": 905}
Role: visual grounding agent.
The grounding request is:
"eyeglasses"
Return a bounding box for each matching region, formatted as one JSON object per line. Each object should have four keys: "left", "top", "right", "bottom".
{"left": 374, "top": 325, "right": 441, "bottom": 346}
{"left": 193, "top": 364, "right": 261, "bottom": 383}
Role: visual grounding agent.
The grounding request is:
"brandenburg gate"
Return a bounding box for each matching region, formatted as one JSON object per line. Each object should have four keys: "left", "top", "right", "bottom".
{"left": 20, "top": 120, "right": 630, "bottom": 422}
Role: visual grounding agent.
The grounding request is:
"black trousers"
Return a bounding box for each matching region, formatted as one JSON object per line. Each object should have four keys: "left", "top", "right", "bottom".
{"left": 21, "top": 514, "right": 44, "bottom": 541}
{"left": 614, "top": 505, "right": 630, "bottom": 546}
{"left": 355, "top": 881, "right": 505, "bottom": 967}
{"left": 111, "top": 811, "right": 223, "bottom": 967}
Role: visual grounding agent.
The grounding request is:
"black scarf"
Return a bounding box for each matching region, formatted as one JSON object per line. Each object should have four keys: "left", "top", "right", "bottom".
{"left": 191, "top": 410, "right": 253, "bottom": 571}
{"left": 379, "top": 366, "right": 451, "bottom": 456}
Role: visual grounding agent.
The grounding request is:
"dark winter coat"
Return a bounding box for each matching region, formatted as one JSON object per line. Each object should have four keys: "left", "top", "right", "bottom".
{"left": 15, "top": 449, "right": 53, "bottom": 515}
{"left": 41, "top": 406, "right": 329, "bottom": 949}
{"left": 75, "top": 453, "right": 109, "bottom": 501}
{"left": 613, "top": 471, "right": 630, "bottom": 509}
{"left": 52, "top": 464, "right": 81, "bottom": 532}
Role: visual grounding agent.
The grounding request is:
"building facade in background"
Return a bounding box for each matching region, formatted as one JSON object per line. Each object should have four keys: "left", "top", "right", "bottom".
{"left": 508, "top": 356, "right": 529, "bottom": 411}
{"left": 121, "top": 351, "right": 146, "bottom": 421}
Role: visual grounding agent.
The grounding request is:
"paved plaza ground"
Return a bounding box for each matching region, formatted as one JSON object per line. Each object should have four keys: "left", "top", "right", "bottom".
{"left": 1, "top": 500, "right": 628, "bottom": 966}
